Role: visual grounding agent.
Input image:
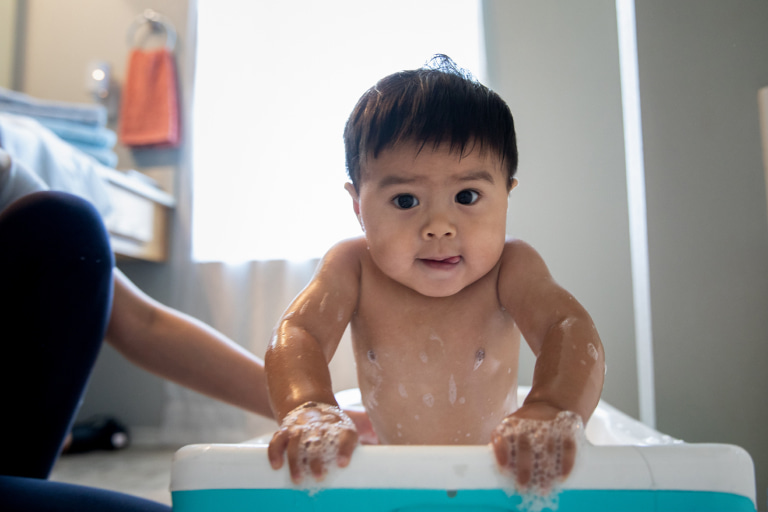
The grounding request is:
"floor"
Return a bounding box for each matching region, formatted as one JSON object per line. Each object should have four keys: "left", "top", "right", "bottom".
{"left": 50, "top": 446, "right": 181, "bottom": 506}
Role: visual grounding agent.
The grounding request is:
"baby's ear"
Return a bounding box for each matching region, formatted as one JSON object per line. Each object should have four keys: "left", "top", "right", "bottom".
{"left": 344, "top": 182, "right": 363, "bottom": 229}
{"left": 344, "top": 182, "right": 360, "bottom": 213}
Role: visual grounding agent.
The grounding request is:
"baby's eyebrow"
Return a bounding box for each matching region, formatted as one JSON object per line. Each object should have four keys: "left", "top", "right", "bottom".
{"left": 375, "top": 170, "right": 497, "bottom": 189}
{"left": 376, "top": 175, "right": 421, "bottom": 189}
{"left": 458, "top": 170, "right": 496, "bottom": 184}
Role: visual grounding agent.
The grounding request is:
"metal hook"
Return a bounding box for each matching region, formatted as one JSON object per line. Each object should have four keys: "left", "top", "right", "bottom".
{"left": 126, "top": 9, "right": 177, "bottom": 52}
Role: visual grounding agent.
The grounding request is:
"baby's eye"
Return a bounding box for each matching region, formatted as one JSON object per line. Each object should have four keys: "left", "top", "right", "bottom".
{"left": 393, "top": 194, "right": 419, "bottom": 209}
{"left": 455, "top": 189, "right": 479, "bottom": 205}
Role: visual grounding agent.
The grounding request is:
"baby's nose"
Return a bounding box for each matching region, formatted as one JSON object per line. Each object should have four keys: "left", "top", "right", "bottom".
{"left": 422, "top": 214, "right": 456, "bottom": 239}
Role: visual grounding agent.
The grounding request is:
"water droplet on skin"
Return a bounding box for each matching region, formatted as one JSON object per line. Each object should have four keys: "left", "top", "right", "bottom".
{"left": 319, "top": 293, "right": 329, "bottom": 313}
{"left": 419, "top": 352, "right": 428, "bottom": 363}
{"left": 580, "top": 359, "right": 587, "bottom": 365}
{"left": 337, "top": 309, "right": 345, "bottom": 322}
{"left": 414, "top": 414, "right": 420, "bottom": 421}
{"left": 423, "top": 393, "right": 434, "bottom": 407}
{"left": 398, "top": 383, "right": 408, "bottom": 398}
{"left": 587, "top": 343, "right": 599, "bottom": 361}
{"left": 366, "top": 389, "right": 379, "bottom": 408}
{"left": 300, "top": 301, "right": 310, "bottom": 315}
{"left": 458, "top": 397, "right": 465, "bottom": 404}
{"left": 448, "top": 375, "right": 457, "bottom": 405}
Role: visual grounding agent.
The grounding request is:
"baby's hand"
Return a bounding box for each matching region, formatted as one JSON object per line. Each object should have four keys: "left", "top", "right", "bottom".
{"left": 491, "top": 404, "right": 585, "bottom": 495}
{"left": 268, "top": 401, "right": 358, "bottom": 484}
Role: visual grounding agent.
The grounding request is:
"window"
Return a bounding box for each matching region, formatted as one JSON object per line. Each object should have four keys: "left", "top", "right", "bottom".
{"left": 193, "top": 0, "right": 483, "bottom": 262}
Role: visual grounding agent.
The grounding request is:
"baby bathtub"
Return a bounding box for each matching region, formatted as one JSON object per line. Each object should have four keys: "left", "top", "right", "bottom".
{"left": 170, "top": 387, "right": 756, "bottom": 511}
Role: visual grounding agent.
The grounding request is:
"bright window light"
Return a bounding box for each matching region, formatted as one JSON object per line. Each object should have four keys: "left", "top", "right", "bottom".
{"left": 193, "top": 0, "right": 483, "bottom": 262}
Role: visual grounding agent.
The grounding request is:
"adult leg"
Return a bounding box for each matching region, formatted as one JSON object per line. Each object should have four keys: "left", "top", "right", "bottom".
{"left": 0, "top": 476, "right": 171, "bottom": 512}
{"left": 0, "top": 191, "right": 114, "bottom": 478}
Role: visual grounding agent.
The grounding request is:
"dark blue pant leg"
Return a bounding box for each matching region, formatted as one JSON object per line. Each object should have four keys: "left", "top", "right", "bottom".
{"left": 0, "top": 191, "right": 114, "bottom": 479}
{"left": 0, "top": 476, "right": 171, "bottom": 512}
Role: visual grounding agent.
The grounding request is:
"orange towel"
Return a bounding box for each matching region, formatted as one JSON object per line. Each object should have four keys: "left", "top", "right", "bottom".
{"left": 119, "top": 48, "right": 180, "bottom": 147}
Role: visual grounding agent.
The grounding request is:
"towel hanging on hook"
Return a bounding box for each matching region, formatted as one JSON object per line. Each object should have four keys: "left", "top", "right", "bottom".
{"left": 119, "top": 9, "right": 180, "bottom": 147}
{"left": 125, "top": 9, "right": 177, "bottom": 52}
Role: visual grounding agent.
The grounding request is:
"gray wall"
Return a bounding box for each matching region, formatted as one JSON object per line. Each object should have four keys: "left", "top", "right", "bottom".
{"left": 483, "top": 1, "right": 638, "bottom": 417}
{"left": 635, "top": 1, "right": 768, "bottom": 505}
{"left": 485, "top": 1, "right": 768, "bottom": 505}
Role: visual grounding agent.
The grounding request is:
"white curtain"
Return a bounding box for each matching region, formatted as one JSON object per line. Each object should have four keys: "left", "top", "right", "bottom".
{"left": 159, "top": 0, "right": 481, "bottom": 443}
{"left": 160, "top": 259, "right": 359, "bottom": 444}
{"left": 192, "top": 0, "right": 483, "bottom": 263}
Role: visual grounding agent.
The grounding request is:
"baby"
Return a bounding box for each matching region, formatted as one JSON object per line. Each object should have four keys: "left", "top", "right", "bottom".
{"left": 266, "top": 56, "right": 605, "bottom": 494}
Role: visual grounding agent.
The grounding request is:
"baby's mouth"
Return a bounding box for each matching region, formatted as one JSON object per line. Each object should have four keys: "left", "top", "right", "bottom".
{"left": 420, "top": 255, "right": 462, "bottom": 268}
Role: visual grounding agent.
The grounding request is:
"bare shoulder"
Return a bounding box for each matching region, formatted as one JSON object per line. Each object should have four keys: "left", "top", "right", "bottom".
{"left": 318, "top": 237, "right": 367, "bottom": 275}
{"left": 497, "top": 238, "right": 557, "bottom": 305}
{"left": 282, "top": 238, "right": 365, "bottom": 332}
{"left": 499, "top": 238, "right": 550, "bottom": 273}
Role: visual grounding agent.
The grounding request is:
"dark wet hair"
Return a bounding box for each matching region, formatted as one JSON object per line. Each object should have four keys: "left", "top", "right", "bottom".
{"left": 343, "top": 54, "right": 518, "bottom": 192}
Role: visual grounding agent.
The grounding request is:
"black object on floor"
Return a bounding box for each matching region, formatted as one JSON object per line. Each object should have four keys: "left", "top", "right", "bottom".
{"left": 65, "top": 416, "right": 130, "bottom": 454}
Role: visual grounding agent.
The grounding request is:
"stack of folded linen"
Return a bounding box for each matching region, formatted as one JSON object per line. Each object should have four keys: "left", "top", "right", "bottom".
{"left": 0, "top": 112, "right": 114, "bottom": 218}
{"left": 0, "top": 86, "right": 118, "bottom": 167}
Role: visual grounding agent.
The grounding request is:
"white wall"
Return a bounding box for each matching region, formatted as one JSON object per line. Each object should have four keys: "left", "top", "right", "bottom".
{"left": 635, "top": 1, "right": 768, "bottom": 504}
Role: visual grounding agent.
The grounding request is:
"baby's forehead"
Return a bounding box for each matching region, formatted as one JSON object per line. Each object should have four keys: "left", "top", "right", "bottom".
{"left": 359, "top": 141, "right": 506, "bottom": 181}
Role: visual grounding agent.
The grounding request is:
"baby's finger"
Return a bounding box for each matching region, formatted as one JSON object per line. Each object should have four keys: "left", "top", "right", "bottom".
{"left": 286, "top": 433, "right": 304, "bottom": 484}
{"left": 336, "top": 428, "right": 358, "bottom": 467}
{"left": 308, "top": 452, "right": 327, "bottom": 481}
{"left": 267, "top": 429, "right": 289, "bottom": 470}
{"left": 560, "top": 435, "right": 578, "bottom": 478}
{"left": 515, "top": 433, "right": 533, "bottom": 488}
{"left": 490, "top": 430, "right": 509, "bottom": 469}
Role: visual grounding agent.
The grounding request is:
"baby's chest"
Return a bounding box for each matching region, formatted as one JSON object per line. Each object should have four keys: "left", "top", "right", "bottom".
{"left": 351, "top": 292, "right": 520, "bottom": 380}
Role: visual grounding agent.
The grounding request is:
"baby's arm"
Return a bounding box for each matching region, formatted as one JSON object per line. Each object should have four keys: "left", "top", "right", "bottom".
{"left": 493, "top": 240, "right": 605, "bottom": 492}
{"left": 265, "top": 239, "right": 363, "bottom": 483}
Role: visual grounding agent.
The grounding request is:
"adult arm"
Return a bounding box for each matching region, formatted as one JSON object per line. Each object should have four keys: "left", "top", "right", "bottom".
{"left": 105, "top": 268, "right": 273, "bottom": 419}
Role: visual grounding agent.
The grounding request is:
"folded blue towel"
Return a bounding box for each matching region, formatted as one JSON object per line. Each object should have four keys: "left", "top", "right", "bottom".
{"left": 71, "top": 142, "right": 119, "bottom": 168}
{"left": 35, "top": 117, "right": 117, "bottom": 148}
{"left": 0, "top": 86, "right": 107, "bottom": 127}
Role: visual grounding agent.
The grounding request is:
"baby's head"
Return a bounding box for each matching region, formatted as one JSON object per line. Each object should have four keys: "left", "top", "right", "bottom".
{"left": 344, "top": 55, "right": 518, "bottom": 192}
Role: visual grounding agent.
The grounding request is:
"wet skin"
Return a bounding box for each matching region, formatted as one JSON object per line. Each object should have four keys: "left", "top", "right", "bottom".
{"left": 266, "top": 142, "right": 605, "bottom": 489}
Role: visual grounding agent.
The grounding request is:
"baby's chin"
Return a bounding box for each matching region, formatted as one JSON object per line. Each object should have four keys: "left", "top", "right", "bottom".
{"left": 394, "top": 275, "right": 475, "bottom": 298}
